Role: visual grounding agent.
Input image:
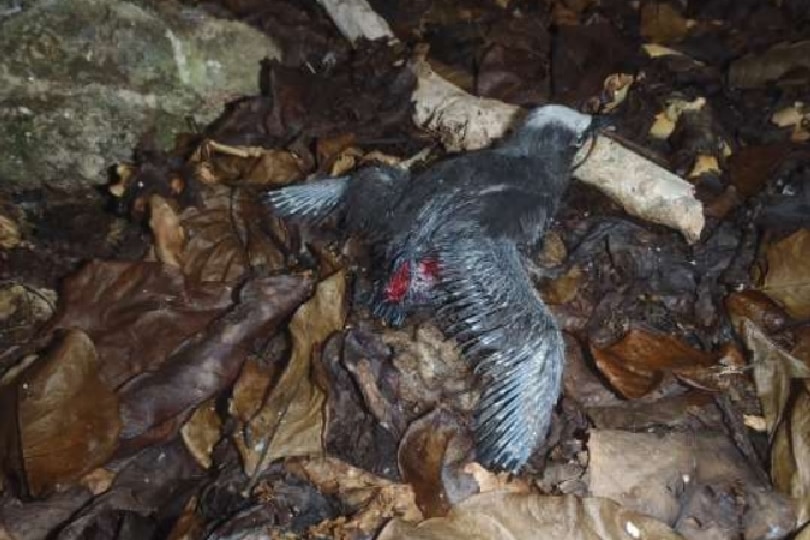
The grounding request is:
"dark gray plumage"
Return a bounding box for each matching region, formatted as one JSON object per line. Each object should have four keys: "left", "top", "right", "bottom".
{"left": 265, "top": 104, "right": 602, "bottom": 471}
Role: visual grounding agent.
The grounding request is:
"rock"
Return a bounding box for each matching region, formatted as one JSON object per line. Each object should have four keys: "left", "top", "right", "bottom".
{"left": 0, "top": 0, "right": 280, "bottom": 191}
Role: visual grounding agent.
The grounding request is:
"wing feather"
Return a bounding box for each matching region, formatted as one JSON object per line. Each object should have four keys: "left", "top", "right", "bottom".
{"left": 434, "top": 229, "right": 564, "bottom": 471}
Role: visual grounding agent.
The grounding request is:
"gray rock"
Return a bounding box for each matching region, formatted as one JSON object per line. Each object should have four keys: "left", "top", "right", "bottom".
{"left": 0, "top": 0, "right": 280, "bottom": 191}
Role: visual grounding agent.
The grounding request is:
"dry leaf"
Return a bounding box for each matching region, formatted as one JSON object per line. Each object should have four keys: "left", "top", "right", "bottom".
{"left": 289, "top": 456, "right": 422, "bottom": 537}
{"left": 590, "top": 328, "right": 716, "bottom": 398}
{"left": 181, "top": 398, "right": 222, "bottom": 469}
{"left": 180, "top": 186, "right": 291, "bottom": 283}
{"left": 192, "top": 140, "right": 305, "bottom": 188}
{"left": 44, "top": 260, "right": 235, "bottom": 388}
{"left": 398, "top": 409, "right": 475, "bottom": 518}
{"left": 4, "top": 330, "right": 120, "bottom": 496}
{"left": 762, "top": 229, "right": 810, "bottom": 318}
{"left": 0, "top": 214, "right": 20, "bottom": 250}
{"left": 588, "top": 429, "right": 795, "bottom": 538}
{"left": 234, "top": 271, "right": 346, "bottom": 475}
{"left": 640, "top": 2, "right": 694, "bottom": 44}
{"left": 149, "top": 194, "right": 186, "bottom": 267}
{"left": 117, "top": 274, "right": 313, "bottom": 453}
{"left": 378, "top": 491, "right": 683, "bottom": 540}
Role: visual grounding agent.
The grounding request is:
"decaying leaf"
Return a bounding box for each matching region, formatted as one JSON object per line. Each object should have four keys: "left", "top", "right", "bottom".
{"left": 44, "top": 260, "right": 235, "bottom": 388}
{"left": 590, "top": 328, "right": 717, "bottom": 398}
{"left": 649, "top": 96, "right": 706, "bottom": 139}
{"left": 2, "top": 330, "right": 120, "bottom": 497}
{"left": 600, "top": 73, "right": 634, "bottom": 113}
{"left": 771, "top": 103, "right": 810, "bottom": 142}
{"left": 148, "top": 194, "right": 185, "bottom": 267}
{"left": 588, "top": 429, "right": 795, "bottom": 538}
{"left": 398, "top": 409, "right": 474, "bottom": 518}
{"left": 378, "top": 491, "right": 683, "bottom": 540}
{"left": 0, "top": 214, "right": 20, "bottom": 250}
{"left": 180, "top": 186, "right": 292, "bottom": 284}
{"left": 289, "top": 456, "right": 422, "bottom": 536}
{"left": 192, "top": 140, "right": 306, "bottom": 187}
{"left": 762, "top": 228, "right": 810, "bottom": 318}
{"left": 117, "top": 274, "right": 313, "bottom": 454}
{"left": 234, "top": 271, "right": 346, "bottom": 475}
{"left": 181, "top": 397, "right": 222, "bottom": 469}
{"left": 640, "top": 2, "right": 694, "bottom": 44}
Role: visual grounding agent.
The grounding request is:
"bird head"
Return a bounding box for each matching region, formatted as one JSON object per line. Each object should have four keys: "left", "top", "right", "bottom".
{"left": 521, "top": 104, "right": 610, "bottom": 151}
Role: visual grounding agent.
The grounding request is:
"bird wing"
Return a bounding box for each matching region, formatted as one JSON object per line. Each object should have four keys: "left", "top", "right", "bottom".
{"left": 263, "top": 176, "right": 350, "bottom": 222}
{"left": 434, "top": 227, "right": 564, "bottom": 471}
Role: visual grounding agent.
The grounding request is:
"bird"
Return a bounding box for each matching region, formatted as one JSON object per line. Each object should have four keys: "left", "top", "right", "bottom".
{"left": 265, "top": 104, "right": 608, "bottom": 471}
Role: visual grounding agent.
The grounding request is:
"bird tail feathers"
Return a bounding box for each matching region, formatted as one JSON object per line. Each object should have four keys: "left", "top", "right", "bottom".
{"left": 264, "top": 176, "right": 349, "bottom": 221}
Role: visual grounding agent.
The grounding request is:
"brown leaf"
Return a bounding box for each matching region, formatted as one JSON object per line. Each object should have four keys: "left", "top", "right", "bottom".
{"left": 590, "top": 328, "right": 716, "bottom": 398}
{"left": 772, "top": 390, "right": 810, "bottom": 525}
{"left": 762, "top": 228, "right": 810, "bottom": 319}
{"left": 588, "top": 429, "right": 795, "bottom": 538}
{"left": 45, "top": 260, "right": 235, "bottom": 388}
{"left": 234, "top": 271, "right": 346, "bottom": 475}
{"left": 741, "top": 319, "right": 810, "bottom": 435}
{"left": 7, "top": 330, "right": 120, "bottom": 496}
{"left": 180, "top": 186, "right": 292, "bottom": 284}
{"left": 181, "top": 398, "right": 222, "bottom": 469}
{"left": 289, "top": 456, "right": 422, "bottom": 537}
{"left": 148, "top": 194, "right": 185, "bottom": 267}
{"left": 192, "top": 140, "right": 306, "bottom": 188}
{"left": 398, "top": 409, "right": 474, "bottom": 518}
{"left": 117, "top": 274, "right": 313, "bottom": 454}
{"left": 378, "top": 492, "right": 683, "bottom": 540}
{"left": 640, "top": 2, "right": 694, "bottom": 44}
{"left": 725, "top": 290, "right": 788, "bottom": 335}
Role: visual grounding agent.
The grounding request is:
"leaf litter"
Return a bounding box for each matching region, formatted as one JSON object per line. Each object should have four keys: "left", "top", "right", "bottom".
{"left": 2, "top": 0, "right": 810, "bottom": 538}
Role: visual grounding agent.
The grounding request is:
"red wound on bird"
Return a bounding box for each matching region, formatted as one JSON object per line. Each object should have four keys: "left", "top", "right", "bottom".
{"left": 384, "top": 261, "right": 411, "bottom": 302}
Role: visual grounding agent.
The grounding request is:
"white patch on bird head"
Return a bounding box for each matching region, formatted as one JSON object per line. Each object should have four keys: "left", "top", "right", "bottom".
{"left": 523, "top": 105, "right": 592, "bottom": 135}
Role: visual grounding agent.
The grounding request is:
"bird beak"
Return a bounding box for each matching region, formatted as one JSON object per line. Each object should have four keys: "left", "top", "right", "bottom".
{"left": 588, "top": 115, "right": 615, "bottom": 137}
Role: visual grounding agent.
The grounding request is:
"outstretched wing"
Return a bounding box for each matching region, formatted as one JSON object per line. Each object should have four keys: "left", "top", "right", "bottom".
{"left": 434, "top": 228, "right": 564, "bottom": 471}
{"left": 263, "top": 176, "right": 350, "bottom": 222}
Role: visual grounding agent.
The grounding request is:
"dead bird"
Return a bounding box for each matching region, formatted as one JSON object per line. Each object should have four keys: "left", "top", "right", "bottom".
{"left": 265, "top": 104, "right": 609, "bottom": 471}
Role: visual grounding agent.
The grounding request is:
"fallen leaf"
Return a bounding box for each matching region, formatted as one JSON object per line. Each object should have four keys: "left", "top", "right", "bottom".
{"left": 590, "top": 328, "right": 716, "bottom": 398}
{"left": 44, "top": 260, "right": 235, "bottom": 389}
{"left": 180, "top": 186, "right": 292, "bottom": 284}
{"left": 0, "top": 214, "right": 20, "bottom": 249}
{"left": 181, "top": 398, "right": 222, "bottom": 469}
{"left": 588, "top": 429, "right": 794, "bottom": 538}
{"left": 729, "top": 41, "right": 810, "bottom": 89}
{"left": 289, "top": 456, "right": 422, "bottom": 536}
{"left": 378, "top": 491, "right": 683, "bottom": 540}
{"left": 149, "top": 194, "right": 185, "bottom": 267}
{"left": 234, "top": 271, "right": 346, "bottom": 475}
{"left": 117, "top": 274, "right": 313, "bottom": 454}
{"left": 398, "top": 409, "right": 474, "bottom": 518}
{"left": 640, "top": 2, "right": 694, "bottom": 44}
{"left": 192, "top": 140, "right": 306, "bottom": 188}
{"left": 3, "top": 330, "right": 120, "bottom": 496}
{"left": 762, "top": 228, "right": 810, "bottom": 318}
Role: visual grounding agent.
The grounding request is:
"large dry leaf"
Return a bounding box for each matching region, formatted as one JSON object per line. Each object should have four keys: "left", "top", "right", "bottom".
{"left": 741, "top": 319, "right": 810, "bottom": 523}
{"left": 590, "top": 328, "right": 717, "bottom": 398}
{"left": 741, "top": 319, "right": 810, "bottom": 436}
{"left": 233, "top": 271, "right": 346, "bottom": 474}
{"left": 762, "top": 228, "right": 810, "bottom": 319}
{"left": 772, "top": 390, "right": 810, "bottom": 525}
{"left": 180, "top": 186, "right": 292, "bottom": 284}
{"left": 192, "top": 140, "right": 306, "bottom": 188}
{"left": 378, "top": 492, "right": 683, "bottom": 540}
{"left": 7, "top": 330, "right": 120, "bottom": 496}
{"left": 289, "top": 456, "right": 422, "bottom": 538}
{"left": 44, "top": 260, "right": 235, "bottom": 389}
{"left": 117, "top": 275, "right": 313, "bottom": 454}
{"left": 398, "top": 409, "right": 474, "bottom": 518}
